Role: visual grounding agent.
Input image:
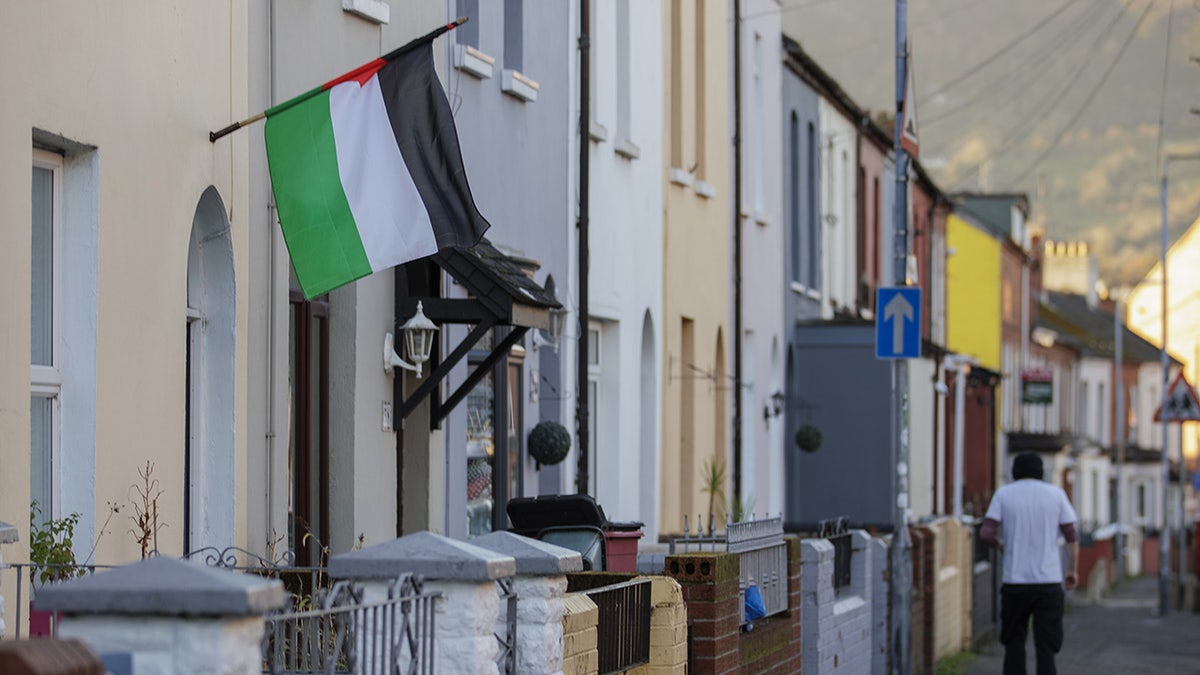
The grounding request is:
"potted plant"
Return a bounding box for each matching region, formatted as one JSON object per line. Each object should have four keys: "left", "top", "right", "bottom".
{"left": 28, "top": 502, "right": 85, "bottom": 635}
{"left": 794, "top": 423, "right": 823, "bottom": 453}
{"left": 528, "top": 420, "right": 571, "bottom": 467}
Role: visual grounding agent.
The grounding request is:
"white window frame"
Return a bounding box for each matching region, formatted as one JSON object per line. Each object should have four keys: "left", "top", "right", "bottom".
{"left": 32, "top": 148, "right": 64, "bottom": 519}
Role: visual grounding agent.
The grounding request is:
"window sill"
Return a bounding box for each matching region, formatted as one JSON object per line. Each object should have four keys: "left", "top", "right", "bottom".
{"left": 454, "top": 45, "right": 495, "bottom": 80}
{"left": 589, "top": 120, "right": 608, "bottom": 143}
{"left": 342, "top": 0, "right": 389, "bottom": 24}
{"left": 694, "top": 180, "right": 716, "bottom": 199}
{"left": 789, "top": 282, "right": 820, "bottom": 300}
{"left": 502, "top": 69, "right": 539, "bottom": 102}
{"left": 614, "top": 139, "right": 640, "bottom": 159}
{"left": 668, "top": 167, "right": 693, "bottom": 188}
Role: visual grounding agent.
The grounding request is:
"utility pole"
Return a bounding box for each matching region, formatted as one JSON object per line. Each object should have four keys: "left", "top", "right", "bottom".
{"left": 1114, "top": 293, "right": 1125, "bottom": 585}
{"left": 890, "top": 1, "right": 912, "bottom": 672}
{"left": 1160, "top": 152, "right": 1200, "bottom": 613}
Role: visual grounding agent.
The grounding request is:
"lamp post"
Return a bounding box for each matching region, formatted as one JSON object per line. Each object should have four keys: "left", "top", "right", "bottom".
{"left": 1158, "top": 152, "right": 1200, "bottom": 615}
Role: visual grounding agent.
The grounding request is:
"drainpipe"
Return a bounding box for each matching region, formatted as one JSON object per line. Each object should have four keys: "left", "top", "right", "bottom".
{"left": 952, "top": 357, "right": 967, "bottom": 518}
{"left": 576, "top": 0, "right": 591, "bottom": 495}
{"left": 732, "top": 0, "right": 744, "bottom": 511}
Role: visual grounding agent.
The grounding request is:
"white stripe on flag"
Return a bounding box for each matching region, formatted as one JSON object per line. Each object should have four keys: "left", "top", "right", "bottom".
{"left": 329, "top": 75, "right": 438, "bottom": 272}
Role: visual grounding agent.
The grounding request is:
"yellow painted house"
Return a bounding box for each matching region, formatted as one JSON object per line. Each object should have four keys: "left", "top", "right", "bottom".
{"left": 946, "top": 212, "right": 1002, "bottom": 372}
{"left": 660, "top": 0, "right": 731, "bottom": 534}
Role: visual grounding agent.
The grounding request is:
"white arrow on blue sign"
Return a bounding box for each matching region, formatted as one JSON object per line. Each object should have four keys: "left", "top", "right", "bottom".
{"left": 876, "top": 287, "right": 922, "bottom": 359}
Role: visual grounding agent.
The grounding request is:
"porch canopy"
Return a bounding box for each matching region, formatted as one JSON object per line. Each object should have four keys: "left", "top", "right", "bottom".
{"left": 394, "top": 237, "right": 561, "bottom": 428}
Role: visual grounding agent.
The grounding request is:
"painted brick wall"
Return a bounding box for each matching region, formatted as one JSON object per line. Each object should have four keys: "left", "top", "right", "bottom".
{"left": 799, "top": 531, "right": 874, "bottom": 675}
{"left": 870, "top": 535, "right": 890, "bottom": 675}
{"left": 627, "top": 577, "right": 689, "bottom": 675}
{"left": 930, "top": 518, "right": 972, "bottom": 661}
{"left": 562, "top": 593, "right": 599, "bottom": 675}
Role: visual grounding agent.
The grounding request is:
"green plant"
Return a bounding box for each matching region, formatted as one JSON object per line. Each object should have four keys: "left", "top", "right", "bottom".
{"left": 528, "top": 420, "right": 572, "bottom": 466}
{"left": 700, "top": 455, "right": 728, "bottom": 528}
{"left": 934, "top": 651, "right": 975, "bottom": 675}
{"left": 29, "top": 502, "right": 85, "bottom": 585}
{"left": 795, "top": 423, "right": 823, "bottom": 452}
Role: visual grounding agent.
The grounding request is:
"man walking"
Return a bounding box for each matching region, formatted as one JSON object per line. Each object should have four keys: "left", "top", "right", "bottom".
{"left": 981, "top": 452, "right": 1079, "bottom": 675}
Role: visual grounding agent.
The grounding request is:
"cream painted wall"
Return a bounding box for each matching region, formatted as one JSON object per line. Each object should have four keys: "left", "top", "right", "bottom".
{"left": 245, "top": 0, "right": 446, "bottom": 554}
{"left": 1128, "top": 214, "right": 1200, "bottom": 464}
{"left": 660, "top": 0, "right": 731, "bottom": 533}
{"left": 0, "top": 1, "right": 249, "bottom": 631}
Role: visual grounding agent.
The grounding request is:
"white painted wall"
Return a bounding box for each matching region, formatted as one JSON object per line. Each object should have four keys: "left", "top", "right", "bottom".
{"left": 582, "top": 0, "right": 664, "bottom": 536}
{"left": 816, "top": 100, "right": 856, "bottom": 320}
{"left": 738, "top": 0, "right": 786, "bottom": 519}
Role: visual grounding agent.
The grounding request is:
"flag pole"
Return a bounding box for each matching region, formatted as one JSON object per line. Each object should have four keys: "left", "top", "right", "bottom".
{"left": 210, "top": 16, "right": 468, "bottom": 142}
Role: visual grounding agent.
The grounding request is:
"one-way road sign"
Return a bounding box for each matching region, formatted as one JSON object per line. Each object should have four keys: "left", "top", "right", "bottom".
{"left": 876, "top": 287, "right": 921, "bottom": 359}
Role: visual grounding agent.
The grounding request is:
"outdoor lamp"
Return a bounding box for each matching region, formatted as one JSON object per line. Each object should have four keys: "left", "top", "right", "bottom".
{"left": 764, "top": 390, "right": 786, "bottom": 420}
{"left": 533, "top": 306, "right": 568, "bottom": 352}
{"left": 384, "top": 301, "right": 438, "bottom": 378}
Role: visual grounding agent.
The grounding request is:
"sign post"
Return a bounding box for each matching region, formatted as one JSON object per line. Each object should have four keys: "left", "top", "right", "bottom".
{"left": 889, "top": 2, "right": 912, "bottom": 670}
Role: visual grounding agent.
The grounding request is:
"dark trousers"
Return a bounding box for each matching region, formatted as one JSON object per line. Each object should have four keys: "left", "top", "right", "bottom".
{"left": 1000, "top": 583, "right": 1065, "bottom": 675}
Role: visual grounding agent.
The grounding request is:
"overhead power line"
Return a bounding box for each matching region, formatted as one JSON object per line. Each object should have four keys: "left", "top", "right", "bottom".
{"left": 948, "top": 0, "right": 1143, "bottom": 190}
{"left": 923, "top": 0, "right": 1108, "bottom": 129}
{"left": 926, "top": 0, "right": 1083, "bottom": 99}
{"left": 1002, "top": 0, "right": 1158, "bottom": 189}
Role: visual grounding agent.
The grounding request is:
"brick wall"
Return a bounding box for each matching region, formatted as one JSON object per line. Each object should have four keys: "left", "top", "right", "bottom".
{"left": 910, "top": 526, "right": 934, "bottom": 675}
{"left": 930, "top": 518, "right": 972, "bottom": 660}
{"left": 663, "top": 536, "right": 803, "bottom": 674}
{"left": 628, "top": 577, "right": 688, "bottom": 675}
{"left": 562, "top": 593, "right": 599, "bottom": 675}
{"left": 870, "top": 536, "right": 890, "bottom": 675}
{"left": 799, "top": 531, "right": 874, "bottom": 675}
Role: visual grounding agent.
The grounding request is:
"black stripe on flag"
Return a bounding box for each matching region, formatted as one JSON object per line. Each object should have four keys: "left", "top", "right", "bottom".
{"left": 376, "top": 43, "right": 491, "bottom": 250}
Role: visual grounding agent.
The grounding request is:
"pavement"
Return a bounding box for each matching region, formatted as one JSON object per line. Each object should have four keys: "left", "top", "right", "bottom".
{"left": 965, "top": 575, "right": 1200, "bottom": 674}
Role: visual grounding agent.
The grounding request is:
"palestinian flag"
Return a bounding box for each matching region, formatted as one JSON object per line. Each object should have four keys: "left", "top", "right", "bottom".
{"left": 265, "top": 28, "right": 489, "bottom": 299}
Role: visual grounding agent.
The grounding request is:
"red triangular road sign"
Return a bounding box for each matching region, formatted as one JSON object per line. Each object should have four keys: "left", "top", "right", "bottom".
{"left": 1153, "top": 372, "right": 1200, "bottom": 422}
{"left": 900, "top": 41, "right": 919, "bottom": 157}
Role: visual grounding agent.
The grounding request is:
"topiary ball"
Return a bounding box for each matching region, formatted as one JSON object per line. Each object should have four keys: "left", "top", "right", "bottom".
{"left": 528, "top": 420, "right": 572, "bottom": 466}
{"left": 795, "top": 423, "right": 823, "bottom": 452}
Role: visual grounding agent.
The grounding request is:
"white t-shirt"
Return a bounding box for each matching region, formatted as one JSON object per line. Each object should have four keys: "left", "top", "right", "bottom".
{"left": 985, "top": 478, "right": 1078, "bottom": 584}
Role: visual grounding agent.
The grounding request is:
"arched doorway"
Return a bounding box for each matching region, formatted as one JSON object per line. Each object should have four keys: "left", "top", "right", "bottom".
{"left": 185, "top": 187, "right": 236, "bottom": 552}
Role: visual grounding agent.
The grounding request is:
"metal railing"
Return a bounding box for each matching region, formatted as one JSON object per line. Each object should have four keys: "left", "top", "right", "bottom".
{"left": 262, "top": 574, "right": 439, "bottom": 675}
{"left": 7, "top": 563, "right": 116, "bottom": 638}
{"left": 495, "top": 577, "right": 517, "bottom": 674}
{"left": 582, "top": 577, "right": 651, "bottom": 675}
{"left": 820, "top": 517, "right": 852, "bottom": 591}
{"left": 670, "top": 514, "right": 790, "bottom": 625}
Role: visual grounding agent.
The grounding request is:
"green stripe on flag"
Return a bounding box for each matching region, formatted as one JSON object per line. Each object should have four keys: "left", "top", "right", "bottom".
{"left": 265, "top": 88, "right": 371, "bottom": 299}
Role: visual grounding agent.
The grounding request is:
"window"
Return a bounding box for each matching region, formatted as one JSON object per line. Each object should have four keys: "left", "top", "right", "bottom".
{"left": 503, "top": 0, "right": 523, "bottom": 72}
{"left": 789, "top": 112, "right": 801, "bottom": 285}
{"left": 669, "top": 0, "right": 683, "bottom": 167}
{"left": 287, "top": 291, "right": 330, "bottom": 567}
{"left": 693, "top": 0, "right": 706, "bottom": 180}
{"left": 1136, "top": 482, "right": 1148, "bottom": 521}
{"left": 31, "top": 150, "right": 62, "bottom": 523}
{"left": 1079, "top": 382, "right": 1089, "bottom": 437}
{"left": 807, "top": 123, "right": 819, "bottom": 290}
{"left": 587, "top": 325, "right": 601, "bottom": 495}
{"left": 456, "top": 0, "right": 479, "bottom": 47}
{"left": 615, "top": 0, "right": 632, "bottom": 143}
{"left": 466, "top": 329, "right": 526, "bottom": 536}
{"left": 752, "top": 33, "right": 764, "bottom": 214}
